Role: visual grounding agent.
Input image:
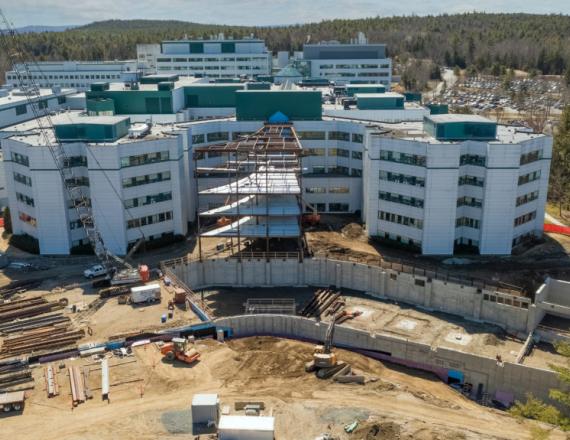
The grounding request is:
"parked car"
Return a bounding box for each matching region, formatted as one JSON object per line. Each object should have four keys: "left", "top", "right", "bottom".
{"left": 83, "top": 264, "right": 107, "bottom": 279}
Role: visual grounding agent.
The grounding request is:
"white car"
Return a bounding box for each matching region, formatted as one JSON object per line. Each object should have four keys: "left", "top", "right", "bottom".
{"left": 83, "top": 264, "right": 107, "bottom": 279}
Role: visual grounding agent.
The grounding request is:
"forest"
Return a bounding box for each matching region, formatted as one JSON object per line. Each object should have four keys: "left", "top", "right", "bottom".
{"left": 2, "top": 13, "right": 570, "bottom": 80}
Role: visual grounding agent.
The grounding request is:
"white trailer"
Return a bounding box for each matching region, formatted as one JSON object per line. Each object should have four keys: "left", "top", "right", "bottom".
{"left": 191, "top": 393, "right": 219, "bottom": 425}
{"left": 0, "top": 391, "right": 25, "bottom": 412}
{"left": 218, "top": 415, "right": 274, "bottom": 440}
{"left": 130, "top": 283, "right": 161, "bottom": 304}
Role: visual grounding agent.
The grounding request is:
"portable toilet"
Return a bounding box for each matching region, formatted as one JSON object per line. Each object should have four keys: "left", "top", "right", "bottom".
{"left": 192, "top": 393, "right": 220, "bottom": 425}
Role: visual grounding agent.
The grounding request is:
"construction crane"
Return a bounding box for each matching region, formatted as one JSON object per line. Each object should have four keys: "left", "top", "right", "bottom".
{"left": 0, "top": 10, "right": 144, "bottom": 282}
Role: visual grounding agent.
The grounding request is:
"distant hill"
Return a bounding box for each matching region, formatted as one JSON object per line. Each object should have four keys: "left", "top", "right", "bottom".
{"left": 2, "top": 13, "right": 570, "bottom": 80}
{"left": 14, "top": 25, "right": 76, "bottom": 33}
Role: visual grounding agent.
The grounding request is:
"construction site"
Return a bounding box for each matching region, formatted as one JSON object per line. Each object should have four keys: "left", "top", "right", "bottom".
{"left": 1, "top": 11, "right": 570, "bottom": 440}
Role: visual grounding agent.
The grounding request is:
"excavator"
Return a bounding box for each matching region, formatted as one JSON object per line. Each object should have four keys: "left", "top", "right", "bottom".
{"left": 302, "top": 200, "right": 321, "bottom": 227}
{"left": 161, "top": 337, "right": 201, "bottom": 364}
{"left": 313, "top": 317, "right": 338, "bottom": 368}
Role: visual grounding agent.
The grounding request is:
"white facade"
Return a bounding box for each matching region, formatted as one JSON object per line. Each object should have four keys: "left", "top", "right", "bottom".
{"left": 143, "top": 37, "right": 272, "bottom": 79}
{"left": 0, "top": 87, "right": 78, "bottom": 129}
{"left": 303, "top": 43, "right": 392, "bottom": 86}
{"left": 0, "top": 110, "right": 551, "bottom": 256}
{"left": 4, "top": 61, "right": 143, "bottom": 91}
{"left": 1, "top": 119, "right": 190, "bottom": 255}
{"left": 363, "top": 125, "right": 551, "bottom": 255}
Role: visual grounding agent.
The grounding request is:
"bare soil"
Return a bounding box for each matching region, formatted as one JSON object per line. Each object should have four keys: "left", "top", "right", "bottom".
{"left": 1, "top": 336, "right": 564, "bottom": 440}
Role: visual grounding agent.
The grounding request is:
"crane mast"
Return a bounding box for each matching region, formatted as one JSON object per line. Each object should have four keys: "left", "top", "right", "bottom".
{"left": 0, "top": 9, "right": 131, "bottom": 273}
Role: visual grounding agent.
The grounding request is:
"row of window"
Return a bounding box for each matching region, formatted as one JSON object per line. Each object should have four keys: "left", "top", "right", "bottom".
{"left": 122, "top": 171, "right": 171, "bottom": 188}
{"left": 456, "top": 217, "right": 480, "bottom": 229}
{"left": 378, "top": 210, "right": 423, "bottom": 229}
{"left": 520, "top": 150, "right": 542, "bottom": 166}
{"left": 309, "top": 166, "right": 362, "bottom": 176}
{"left": 63, "top": 156, "right": 88, "bottom": 168}
{"left": 457, "top": 196, "right": 482, "bottom": 208}
{"left": 16, "top": 192, "right": 34, "bottom": 207}
{"left": 379, "top": 191, "right": 424, "bottom": 208}
{"left": 120, "top": 151, "right": 169, "bottom": 168}
{"left": 379, "top": 150, "right": 427, "bottom": 167}
{"left": 518, "top": 170, "right": 541, "bottom": 186}
{"left": 11, "top": 152, "right": 29, "bottom": 167}
{"left": 516, "top": 191, "right": 539, "bottom": 206}
{"left": 458, "top": 175, "right": 484, "bottom": 187}
{"left": 460, "top": 154, "right": 486, "bottom": 167}
{"left": 13, "top": 172, "right": 32, "bottom": 186}
{"left": 297, "top": 131, "right": 363, "bottom": 143}
{"left": 127, "top": 211, "right": 173, "bottom": 229}
{"left": 379, "top": 170, "right": 425, "bottom": 187}
{"left": 304, "top": 148, "right": 362, "bottom": 160}
{"left": 156, "top": 56, "right": 268, "bottom": 63}
{"left": 8, "top": 73, "right": 120, "bottom": 80}
{"left": 514, "top": 211, "right": 537, "bottom": 227}
{"left": 124, "top": 191, "right": 172, "bottom": 209}
{"left": 305, "top": 187, "right": 349, "bottom": 194}
{"left": 319, "top": 64, "right": 390, "bottom": 69}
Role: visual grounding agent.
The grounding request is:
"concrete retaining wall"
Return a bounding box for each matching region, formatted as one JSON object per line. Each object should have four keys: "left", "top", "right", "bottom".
{"left": 215, "top": 314, "right": 562, "bottom": 405}
{"left": 168, "top": 257, "right": 533, "bottom": 333}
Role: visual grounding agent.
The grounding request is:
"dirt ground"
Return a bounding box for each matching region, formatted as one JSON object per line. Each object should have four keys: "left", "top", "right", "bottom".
{"left": 1, "top": 336, "right": 564, "bottom": 440}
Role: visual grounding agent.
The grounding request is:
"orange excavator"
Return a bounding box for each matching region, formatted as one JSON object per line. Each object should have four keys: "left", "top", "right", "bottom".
{"left": 160, "top": 338, "right": 200, "bottom": 364}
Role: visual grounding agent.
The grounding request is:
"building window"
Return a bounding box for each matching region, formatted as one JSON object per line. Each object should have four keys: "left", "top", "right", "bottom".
{"left": 329, "top": 187, "right": 349, "bottom": 194}
{"left": 122, "top": 171, "right": 171, "bottom": 188}
{"left": 329, "top": 203, "right": 349, "bottom": 212}
{"left": 379, "top": 150, "right": 426, "bottom": 167}
{"left": 127, "top": 211, "right": 173, "bottom": 229}
{"left": 11, "top": 152, "right": 29, "bottom": 167}
{"left": 16, "top": 192, "right": 34, "bottom": 207}
{"left": 305, "top": 187, "right": 326, "bottom": 194}
{"left": 207, "top": 132, "right": 229, "bottom": 143}
{"left": 456, "top": 217, "right": 480, "bottom": 229}
{"left": 192, "top": 134, "right": 205, "bottom": 144}
{"left": 516, "top": 191, "right": 539, "bottom": 206}
{"left": 378, "top": 210, "right": 423, "bottom": 229}
{"left": 518, "top": 170, "right": 541, "bottom": 186}
{"left": 351, "top": 168, "right": 362, "bottom": 177}
{"left": 306, "top": 148, "right": 325, "bottom": 156}
{"left": 15, "top": 104, "right": 27, "bottom": 115}
{"left": 311, "top": 166, "right": 326, "bottom": 174}
{"left": 65, "top": 176, "right": 90, "bottom": 187}
{"left": 298, "top": 131, "right": 326, "bottom": 140}
{"left": 352, "top": 133, "right": 364, "bottom": 143}
{"left": 460, "top": 154, "right": 486, "bottom": 167}
{"left": 457, "top": 196, "right": 483, "bottom": 208}
{"left": 520, "top": 150, "right": 542, "bottom": 165}
{"left": 352, "top": 151, "right": 363, "bottom": 160}
{"left": 328, "top": 148, "right": 349, "bottom": 157}
{"left": 120, "top": 151, "right": 170, "bottom": 168}
{"left": 13, "top": 172, "right": 32, "bottom": 186}
{"left": 328, "top": 131, "right": 350, "bottom": 142}
{"left": 329, "top": 166, "right": 349, "bottom": 175}
{"left": 458, "top": 175, "right": 484, "bottom": 187}
{"left": 379, "top": 170, "right": 425, "bottom": 187}
{"left": 124, "top": 191, "right": 172, "bottom": 209}
{"left": 379, "top": 191, "right": 424, "bottom": 208}
{"left": 514, "top": 211, "right": 537, "bottom": 227}
{"left": 63, "top": 156, "right": 87, "bottom": 168}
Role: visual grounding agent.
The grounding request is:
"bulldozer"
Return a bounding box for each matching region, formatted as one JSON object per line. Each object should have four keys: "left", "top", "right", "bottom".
{"left": 160, "top": 337, "right": 200, "bottom": 364}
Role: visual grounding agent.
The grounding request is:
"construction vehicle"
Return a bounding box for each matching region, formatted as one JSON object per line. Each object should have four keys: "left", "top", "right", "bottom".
{"left": 160, "top": 337, "right": 200, "bottom": 364}
{"left": 314, "top": 317, "right": 338, "bottom": 368}
{"left": 302, "top": 199, "right": 321, "bottom": 227}
{"left": 0, "top": 391, "right": 25, "bottom": 413}
{"left": 0, "top": 10, "right": 147, "bottom": 286}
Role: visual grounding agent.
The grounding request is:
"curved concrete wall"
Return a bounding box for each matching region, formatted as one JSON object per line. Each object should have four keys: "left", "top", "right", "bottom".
{"left": 215, "top": 314, "right": 561, "bottom": 405}
{"left": 167, "top": 257, "right": 534, "bottom": 333}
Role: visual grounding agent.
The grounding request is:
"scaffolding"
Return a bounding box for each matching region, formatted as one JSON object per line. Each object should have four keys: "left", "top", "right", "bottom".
{"left": 194, "top": 123, "right": 304, "bottom": 260}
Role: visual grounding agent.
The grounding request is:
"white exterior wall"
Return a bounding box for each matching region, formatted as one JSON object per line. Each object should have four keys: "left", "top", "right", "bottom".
{"left": 5, "top": 61, "right": 141, "bottom": 91}
{"left": 155, "top": 40, "right": 272, "bottom": 79}
{"left": 310, "top": 58, "right": 392, "bottom": 86}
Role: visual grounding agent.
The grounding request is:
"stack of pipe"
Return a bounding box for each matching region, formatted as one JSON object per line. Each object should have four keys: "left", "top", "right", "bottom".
{"left": 69, "top": 365, "right": 86, "bottom": 405}
{"left": 299, "top": 289, "right": 342, "bottom": 318}
{"left": 0, "top": 313, "right": 70, "bottom": 335}
{"left": 0, "top": 325, "right": 84, "bottom": 358}
{"left": 0, "top": 297, "right": 67, "bottom": 324}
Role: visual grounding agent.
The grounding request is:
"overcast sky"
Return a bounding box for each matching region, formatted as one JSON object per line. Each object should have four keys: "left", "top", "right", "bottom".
{"left": 3, "top": 0, "right": 570, "bottom": 27}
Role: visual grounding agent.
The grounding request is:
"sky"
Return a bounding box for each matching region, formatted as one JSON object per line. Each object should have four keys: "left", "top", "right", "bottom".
{"left": 2, "top": 0, "right": 570, "bottom": 27}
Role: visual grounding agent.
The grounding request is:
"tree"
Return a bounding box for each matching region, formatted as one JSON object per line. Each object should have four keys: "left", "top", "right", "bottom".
{"left": 549, "top": 106, "right": 570, "bottom": 217}
{"left": 2, "top": 207, "right": 12, "bottom": 234}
